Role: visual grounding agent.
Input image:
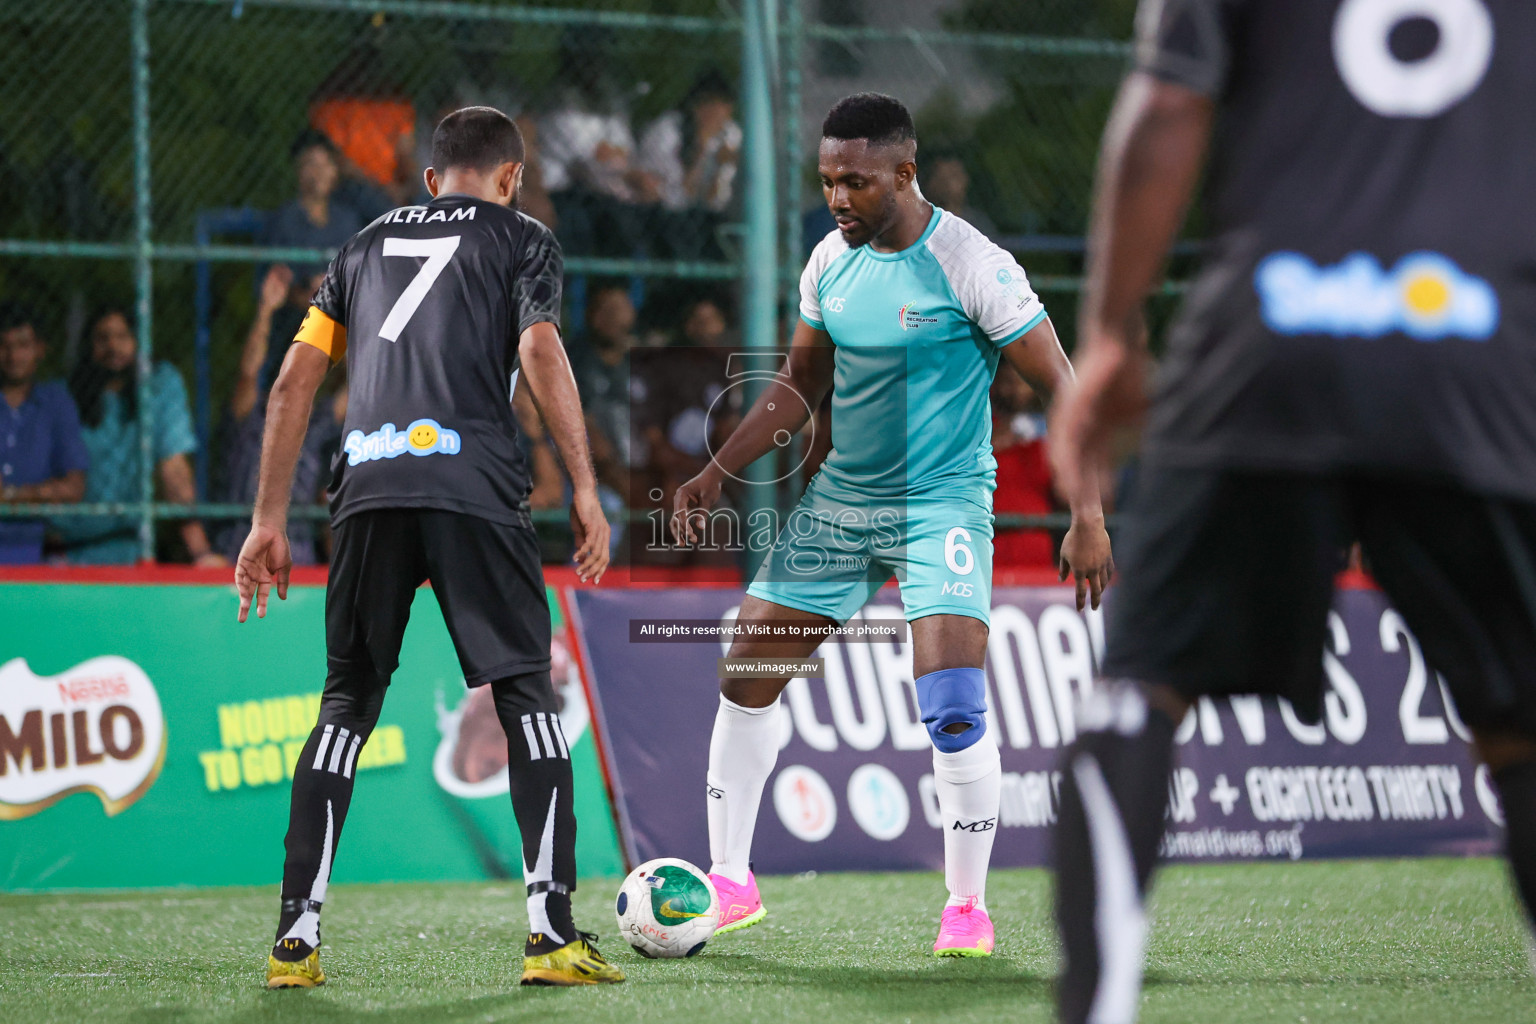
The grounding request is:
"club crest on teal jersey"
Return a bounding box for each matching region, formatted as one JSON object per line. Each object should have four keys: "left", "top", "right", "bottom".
{"left": 898, "top": 300, "right": 940, "bottom": 331}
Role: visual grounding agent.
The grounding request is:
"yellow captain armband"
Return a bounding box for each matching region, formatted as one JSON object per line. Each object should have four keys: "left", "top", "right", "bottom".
{"left": 294, "top": 306, "right": 347, "bottom": 363}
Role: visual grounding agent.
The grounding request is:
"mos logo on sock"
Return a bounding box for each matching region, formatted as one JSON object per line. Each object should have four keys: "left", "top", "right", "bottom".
{"left": 0, "top": 656, "right": 166, "bottom": 820}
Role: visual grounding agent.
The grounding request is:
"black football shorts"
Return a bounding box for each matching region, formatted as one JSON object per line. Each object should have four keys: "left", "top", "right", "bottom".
{"left": 1102, "top": 465, "right": 1536, "bottom": 733}
{"left": 325, "top": 508, "right": 553, "bottom": 704}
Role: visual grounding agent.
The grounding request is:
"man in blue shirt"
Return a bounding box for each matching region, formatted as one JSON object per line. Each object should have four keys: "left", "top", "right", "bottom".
{"left": 0, "top": 307, "right": 89, "bottom": 563}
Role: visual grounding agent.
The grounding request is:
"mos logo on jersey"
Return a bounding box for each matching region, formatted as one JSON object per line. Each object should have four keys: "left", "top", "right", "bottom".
{"left": 344, "top": 418, "right": 462, "bottom": 465}
{"left": 898, "top": 300, "right": 940, "bottom": 331}
{"left": 1255, "top": 251, "right": 1498, "bottom": 341}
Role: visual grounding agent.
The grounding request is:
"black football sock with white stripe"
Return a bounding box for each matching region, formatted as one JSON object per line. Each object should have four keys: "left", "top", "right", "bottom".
{"left": 274, "top": 683, "right": 385, "bottom": 959}
{"left": 492, "top": 674, "right": 578, "bottom": 955}
{"left": 1054, "top": 682, "right": 1177, "bottom": 1024}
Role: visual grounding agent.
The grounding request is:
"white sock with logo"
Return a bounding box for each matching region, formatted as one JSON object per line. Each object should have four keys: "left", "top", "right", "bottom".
{"left": 933, "top": 727, "right": 1001, "bottom": 911}
{"left": 706, "top": 695, "right": 782, "bottom": 886}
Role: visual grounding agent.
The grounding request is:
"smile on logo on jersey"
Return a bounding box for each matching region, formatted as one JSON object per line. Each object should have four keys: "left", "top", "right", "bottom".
{"left": 1255, "top": 251, "right": 1498, "bottom": 341}
{"left": 344, "top": 418, "right": 462, "bottom": 465}
{"left": 897, "top": 300, "right": 940, "bottom": 331}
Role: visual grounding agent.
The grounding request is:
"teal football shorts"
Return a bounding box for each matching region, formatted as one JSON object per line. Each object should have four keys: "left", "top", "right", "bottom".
{"left": 745, "top": 480, "right": 995, "bottom": 625}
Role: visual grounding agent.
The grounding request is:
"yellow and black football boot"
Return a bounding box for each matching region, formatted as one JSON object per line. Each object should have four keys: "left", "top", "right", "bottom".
{"left": 267, "top": 937, "right": 326, "bottom": 989}
{"left": 520, "top": 931, "right": 626, "bottom": 986}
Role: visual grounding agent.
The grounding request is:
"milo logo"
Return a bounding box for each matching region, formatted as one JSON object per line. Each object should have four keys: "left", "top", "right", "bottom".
{"left": 0, "top": 656, "right": 167, "bottom": 819}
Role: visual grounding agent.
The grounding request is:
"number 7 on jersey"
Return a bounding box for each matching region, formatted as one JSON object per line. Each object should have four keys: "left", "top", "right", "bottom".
{"left": 379, "top": 235, "right": 461, "bottom": 341}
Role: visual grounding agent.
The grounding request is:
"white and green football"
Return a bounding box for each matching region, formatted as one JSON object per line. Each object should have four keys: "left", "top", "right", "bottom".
{"left": 614, "top": 858, "right": 719, "bottom": 958}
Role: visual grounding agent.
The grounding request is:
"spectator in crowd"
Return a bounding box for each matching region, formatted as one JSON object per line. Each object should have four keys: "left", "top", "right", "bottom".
{"left": 309, "top": 43, "right": 417, "bottom": 214}
{"left": 922, "top": 153, "right": 999, "bottom": 238}
{"left": 541, "top": 52, "right": 658, "bottom": 256}
{"left": 0, "top": 306, "right": 88, "bottom": 563}
{"left": 54, "top": 308, "right": 223, "bottom": 566}
{"left": 990, "top": 367, "right": 1057, "bottom": 567}
{"left": 511, "top": 375, "right": 567, "bottom": 513}
{"left": 637, "top": 71, "right": 741, "bottom": 258}
{"left": 625, "top": 321, "right": 742, "bottom": 568}
{"left": 568, "top": 283, "right": 638, "bottom": 500}
{"left": 214, "top": 265, "right": 346, "bottom": 565}
{"left": 676, "top": 293, "right": 734, "bottom": 348}
{"left": 259, "top": 131, "right": 369, "bottom": 255}
{"left": 510, "top": 112, "right": 560, "bottom": 231}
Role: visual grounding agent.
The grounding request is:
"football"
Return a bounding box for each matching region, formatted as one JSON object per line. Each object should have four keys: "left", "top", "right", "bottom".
{"left": 614, "top": 858, "right": 719, "bottom": 958}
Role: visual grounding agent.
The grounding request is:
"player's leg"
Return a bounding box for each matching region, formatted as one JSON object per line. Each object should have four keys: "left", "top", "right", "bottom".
{"left": 708, "top": 596, "right": 836, "bottom": 931}
{"left": 710, "top": 496, "right": 880, "bottom": 931}
{"left": 269, "top": 510, "right": 424, "bottom": 988}
{"left": 420, "top": 511, "right": 621, "bottom": 984}
{"left": 909, "top": 613, "right": 999, "bottom": 956}
{"left": 892, "top": 499, "right": 1000, "bottom": 955}
{"left": 1352, "top": 484, "right": 1536, "bottom": 940}
{"left": 1054, "top": 469, "right": 1344, "bottom": 1023}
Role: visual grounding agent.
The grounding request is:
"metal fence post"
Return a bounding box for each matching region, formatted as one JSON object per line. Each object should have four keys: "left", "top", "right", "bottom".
{"left": 132, "top": 0, "right": 156, "bottom": 562}
{"left": 741, "top": 0, "right": 779, "bottom": 548}
{"left": 782, "top": 0, "right": 804, "bottom": 305}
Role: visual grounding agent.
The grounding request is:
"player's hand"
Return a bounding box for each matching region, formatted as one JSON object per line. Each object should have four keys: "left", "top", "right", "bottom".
{"left": 672, "top": 467, "right": 723, "bottom": 546}
{"left": 570, "top": 488, "right": 610, "bottom": 584}
{"left": 235, "top": 522, "right": 292, "bottom": 622}
{"left": 1059, "top": 515, "right": 1114, "bottom": 611}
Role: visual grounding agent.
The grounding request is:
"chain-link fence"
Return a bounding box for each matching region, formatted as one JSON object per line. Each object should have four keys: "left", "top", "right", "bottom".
{"left": 0, "top": 0, "right": 1165, "bottom": 568}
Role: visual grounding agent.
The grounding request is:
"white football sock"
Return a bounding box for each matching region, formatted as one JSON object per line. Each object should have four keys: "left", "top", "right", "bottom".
{"left": 933, "top": 727, "right": 1001, "bottom": 911}
{"left": 706, "top": 695, "right": 781, "bottom": 886}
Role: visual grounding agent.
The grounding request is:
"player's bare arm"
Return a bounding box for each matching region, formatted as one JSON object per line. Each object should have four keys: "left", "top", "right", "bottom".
{"left": 672, "top": 319, "right": 835, "bottom": 545}
{"left": 1050, "top": 73, "right": 1212, "bottom": 521}
{"left": 518, "top": 320, "right": 610, "bottom": 584}
{"left": 1000, "top": 315, "right": 1113, "bottom": 610}
{"left": 235, "top": 340, "right": 331, "bottom": 622}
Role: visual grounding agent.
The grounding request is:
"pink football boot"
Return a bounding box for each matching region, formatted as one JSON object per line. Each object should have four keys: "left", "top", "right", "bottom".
{"left": 708, "top": 871, "right": 767, "bottom": 934}
{"left": 933, "top": 897, "right": 994, "bottom": 957}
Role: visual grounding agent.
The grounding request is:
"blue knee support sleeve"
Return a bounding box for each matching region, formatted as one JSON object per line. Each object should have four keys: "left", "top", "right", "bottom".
{"left": 915, "top": 668, "right": 988, "bottom": 753}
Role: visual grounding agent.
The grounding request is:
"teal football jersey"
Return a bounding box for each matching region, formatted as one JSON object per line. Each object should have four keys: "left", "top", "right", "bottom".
{"left": 799, "top": 207, "right": 1047, "bottom": 504}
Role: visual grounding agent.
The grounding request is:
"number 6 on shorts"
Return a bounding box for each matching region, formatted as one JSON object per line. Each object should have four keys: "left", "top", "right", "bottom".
{"left": 945, "top": 527, "right": 975, "bottom": 576}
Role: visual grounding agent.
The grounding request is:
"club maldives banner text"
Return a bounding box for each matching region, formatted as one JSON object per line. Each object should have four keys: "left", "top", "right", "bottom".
{"left": 573, "top": 586, "right": 1503, "bottom": 873}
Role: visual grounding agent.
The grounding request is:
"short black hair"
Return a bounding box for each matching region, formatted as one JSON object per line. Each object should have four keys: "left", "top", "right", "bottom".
{"left": 289, "top": 128, "right": 337, "bottom": 162}
{"left": 0, "top": 302, "right": 37, "bottom": 335}
{"left": 687, "top": 68, "right": 734, "bottom": 107}
{"left": 431, "top": 106, "right": 525, "bottom": 172}
{"left": 821, "top": 93, "right": 916, "bottom": 147}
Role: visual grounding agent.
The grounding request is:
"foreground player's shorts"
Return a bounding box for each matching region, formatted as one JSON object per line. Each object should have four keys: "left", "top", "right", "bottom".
{"left": 746, "top": 480, "right": 995, "bottom": 625}
{"left": 1103, "top": 464, "right": 1536, "bottom": 732}
{"left": 326, "top": 508, "right": 553, "bottom": 698}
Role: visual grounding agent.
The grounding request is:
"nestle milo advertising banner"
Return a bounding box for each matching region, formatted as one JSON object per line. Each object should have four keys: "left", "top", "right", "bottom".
{"left": 0, "top": 583, "right": 621, "bottom": 891}
{"left": 573, "top": 586, "right": 1503, "bottom": 873}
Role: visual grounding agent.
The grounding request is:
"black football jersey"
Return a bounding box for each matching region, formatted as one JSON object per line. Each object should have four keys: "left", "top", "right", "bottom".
{"left": 1137, "top": 0, "right": 1536, "bottom": 499}
{"left": 312, "top": 195, "right": 563, "bottom": 526}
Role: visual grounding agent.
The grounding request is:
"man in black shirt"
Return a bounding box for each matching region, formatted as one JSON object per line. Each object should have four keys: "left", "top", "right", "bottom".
{"left": 1049, "top": 2, "right": 1536, "bottom": 1020}
{"left": 235, "top": 107, "right": 621, "bottom": 989}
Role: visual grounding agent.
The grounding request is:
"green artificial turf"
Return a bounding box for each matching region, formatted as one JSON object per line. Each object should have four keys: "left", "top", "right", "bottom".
{"left": 1, "top": 860, "right": 1529, "bottom": 1023}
